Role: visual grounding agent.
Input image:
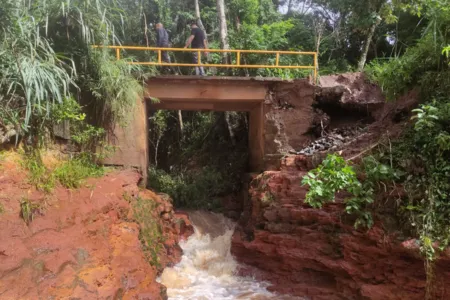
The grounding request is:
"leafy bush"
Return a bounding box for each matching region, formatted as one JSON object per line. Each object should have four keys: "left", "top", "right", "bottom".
{"left": 395, "top": 100, "right": 450, "bottom": 261}
{"left": 302, "top": 154, "right": 396, "bottom": 228}
{"left": 52, "top": 97, "right": 106, "bottom": 148}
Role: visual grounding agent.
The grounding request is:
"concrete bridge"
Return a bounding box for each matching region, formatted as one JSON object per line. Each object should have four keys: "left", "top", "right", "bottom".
{"left": 102, "top": 76, "right": 315, "bottom": 181}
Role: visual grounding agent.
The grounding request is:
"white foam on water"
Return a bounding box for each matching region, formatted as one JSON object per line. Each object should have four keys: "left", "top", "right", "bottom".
{"left": 158, "top": 212, "right": 297, "bottom": 300}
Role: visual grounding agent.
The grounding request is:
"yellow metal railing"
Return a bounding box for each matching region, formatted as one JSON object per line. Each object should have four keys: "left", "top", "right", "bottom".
{"left": 93, "top": 45, "right": 318, "bottom": 82}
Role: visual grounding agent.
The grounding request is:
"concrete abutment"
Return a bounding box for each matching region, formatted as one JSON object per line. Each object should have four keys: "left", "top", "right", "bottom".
{"left": 101, "top": 76, "right": 315, "bottom": 181}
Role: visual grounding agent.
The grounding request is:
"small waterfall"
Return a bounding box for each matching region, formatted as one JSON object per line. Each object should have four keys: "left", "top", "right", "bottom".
{"left": 158, "top": 211, "right": 300, "bottom": 299}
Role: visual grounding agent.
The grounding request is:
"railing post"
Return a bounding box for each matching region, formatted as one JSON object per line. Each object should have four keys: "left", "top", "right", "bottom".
{"left": 158, "top": 49, "right": 162, "bottom": 64}
{"left": 314, "top": 52, "right": 318, "bottom": 84}
{"left": 237, "top": 51, "right": 241, "bottom": 66}
{"left": 276, "top": 52, "right": 280, "bottom": 66}
{"left": 198, "top": 50, "right": 201, "bottom": 65}
{"left": 116, "top": 48, "right": 120, "bottom": 60}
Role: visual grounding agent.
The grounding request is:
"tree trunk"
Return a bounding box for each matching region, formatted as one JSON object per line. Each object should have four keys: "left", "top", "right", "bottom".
{"left": 357, "top": 21, "right": 378, "bottom": 71}
{"left": 225, "top": 112, "right": 236, "bottom": 145}
{"left": 287, "top": 0, "right": 293, "bottom": 14}
{"left": 178, "top": 110, "right": 184, "bottom": 136}
{"left": 194, "top": 0, "right": 206, "bottom": 32}
{"left": 216, "top": 0, "right": 235, "bottom": 143}
{"left": 216, "top": 0, "right": 230, "bottom": 64}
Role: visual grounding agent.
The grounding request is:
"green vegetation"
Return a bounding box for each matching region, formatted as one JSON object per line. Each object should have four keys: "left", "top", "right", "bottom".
{"left": 22, "top": 150, "right": 56, "bottom": 193}
{"left": 0, "top": 0, "right": 448, "bottom": 295}
{"left": 148, "top": 111, "right": 248, "bottom": 210}
{"left": 22, "top": 151, "right": 104, "bottom": 192}
{"left": 302, "top": 154, "right": 396, "bottom": 228}
{"left": 133, "top": 197, "right": 164, "bottom": 267}
{"left": 53, "top": 156, "right": 104, "bottom": 189}
{"left": 366, "top": 0, "right": 450, "bottom": 263}
{"left": 301, "top": 1, "right": 450, "bottom": 295}
{"left": 20, "top": 197, "right": 42, "bottom": 225}
{"left": 0, "top": 0, "right": 145, "bottom": 143}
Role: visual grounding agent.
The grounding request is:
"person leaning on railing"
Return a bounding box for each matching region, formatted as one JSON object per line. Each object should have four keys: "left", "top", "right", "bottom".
{"left": 155, "top": 23, "right": 175, "bottom": 74}
{"left": 184, "top": 20, "right": 209, "bottom": 76}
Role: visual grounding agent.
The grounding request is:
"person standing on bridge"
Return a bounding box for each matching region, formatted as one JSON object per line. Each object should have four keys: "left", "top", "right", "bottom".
{"left": 184, "top": 20, "right": 208, "bottom": 76}
{"left": 155, "top": 23, "right": 174, "bottom": 74}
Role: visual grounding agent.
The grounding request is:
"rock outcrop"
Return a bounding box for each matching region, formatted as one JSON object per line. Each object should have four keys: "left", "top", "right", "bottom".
{"left": 232, "top": 155, "right": 450, "bottom": 300}
{"left": 0, "top": 154, "right": 192, "bottom": 299}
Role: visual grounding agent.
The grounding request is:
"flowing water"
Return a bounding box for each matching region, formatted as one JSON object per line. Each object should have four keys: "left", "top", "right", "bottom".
{"left": 159, "top": 211, "right": 302, "bottom": 300}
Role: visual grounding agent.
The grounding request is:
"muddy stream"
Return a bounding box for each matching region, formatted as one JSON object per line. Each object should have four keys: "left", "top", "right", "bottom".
{"left": 158, "top": 211, "right": 301, "bottom": 300}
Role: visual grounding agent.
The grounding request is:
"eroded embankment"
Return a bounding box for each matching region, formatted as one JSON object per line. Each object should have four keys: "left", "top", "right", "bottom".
{"left": 231, "top": 155, "right": 450, "bottom": 300}
{"left": 230, "top": 73, "right": 449, "bottom": 299}
{"left": 0, "top": 154, "right": 192, "bottom": 299}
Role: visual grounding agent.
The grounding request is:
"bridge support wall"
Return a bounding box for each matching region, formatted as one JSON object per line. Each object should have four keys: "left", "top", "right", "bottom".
{"left": 101, "top": 76, "right": 315, "bottom": 182}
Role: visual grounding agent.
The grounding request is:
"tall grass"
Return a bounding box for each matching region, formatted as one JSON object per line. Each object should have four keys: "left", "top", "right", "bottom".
{"left": 0, "top": 0, "right": 145, "bottom": 142}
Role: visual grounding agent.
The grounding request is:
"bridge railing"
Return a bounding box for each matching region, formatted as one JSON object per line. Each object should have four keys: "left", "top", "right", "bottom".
{"left": 93, "top": 45, "right": 318, "bottom": 82}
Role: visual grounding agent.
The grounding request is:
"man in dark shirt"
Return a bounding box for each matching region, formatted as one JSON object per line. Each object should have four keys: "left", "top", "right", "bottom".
{"left": 184, "top": 21, "right": 208, "bottom": 76}
{"left": 155, "top": 23, "right": 174, "bottom": 74}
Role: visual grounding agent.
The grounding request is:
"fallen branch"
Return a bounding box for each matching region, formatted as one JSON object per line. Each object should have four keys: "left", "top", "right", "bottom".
{"left": 346, "top": 141, "right": 381, "bottom": 162}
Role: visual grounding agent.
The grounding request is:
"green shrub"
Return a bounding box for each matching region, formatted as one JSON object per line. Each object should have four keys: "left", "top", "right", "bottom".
{"left": 52, "top": 97, "right": 106, "bottom": 148}
{"left": 396, "top": 100, "right": 450, "bottom": 261}
{"left": 302, "top": 154, "right": 396, "bottom": 228}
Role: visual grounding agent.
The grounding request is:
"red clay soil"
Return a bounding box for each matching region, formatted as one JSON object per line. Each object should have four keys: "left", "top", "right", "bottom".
{"left": 0, "top": 154, "right": 192, "bottom": 300}
{"left": 232, "top": 155, "right": 450, "bottom": 300}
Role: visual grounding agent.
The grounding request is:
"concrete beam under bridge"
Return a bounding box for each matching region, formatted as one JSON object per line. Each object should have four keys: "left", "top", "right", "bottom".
{"left": 102, "top": 76, "right": 315, "bottom": 183}
{"left": 146, "top": 76, "right": 274, "bottom": 172}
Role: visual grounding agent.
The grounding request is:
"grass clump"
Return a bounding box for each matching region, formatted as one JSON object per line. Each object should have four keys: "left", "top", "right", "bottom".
{"left": 22, "top": 150, "right": 55, "bottom": 193}
{"left": 22, "top": 151, "right": 104, "bottom": 192}
{"left": 53, "top": 156, "right": 104, "bottom": 189}
{"left": 20, "top": 197, "right": 42, "bottom": 225}
{"left": 133, "top": 196, "right": 164, "bottom": 267}
{"left": 0, "top": 203, "right": 4, "bottom": 214}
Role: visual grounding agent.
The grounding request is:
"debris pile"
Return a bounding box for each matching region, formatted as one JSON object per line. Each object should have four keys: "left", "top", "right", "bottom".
{"left": 290, "top": 126, "right": 365, "bottom": 155}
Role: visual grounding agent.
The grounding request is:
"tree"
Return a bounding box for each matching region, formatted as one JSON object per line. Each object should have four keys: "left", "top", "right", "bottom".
{"left": 195, "top": 0, "right": 207, "bottom": 32}
{"left": 216, "top": 0, "right": 231, "bottom": 63}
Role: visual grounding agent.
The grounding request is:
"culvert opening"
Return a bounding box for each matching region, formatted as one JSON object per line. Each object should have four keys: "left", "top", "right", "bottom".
{"left": 146, "top": 109, "right": 250, "bottom": 215}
